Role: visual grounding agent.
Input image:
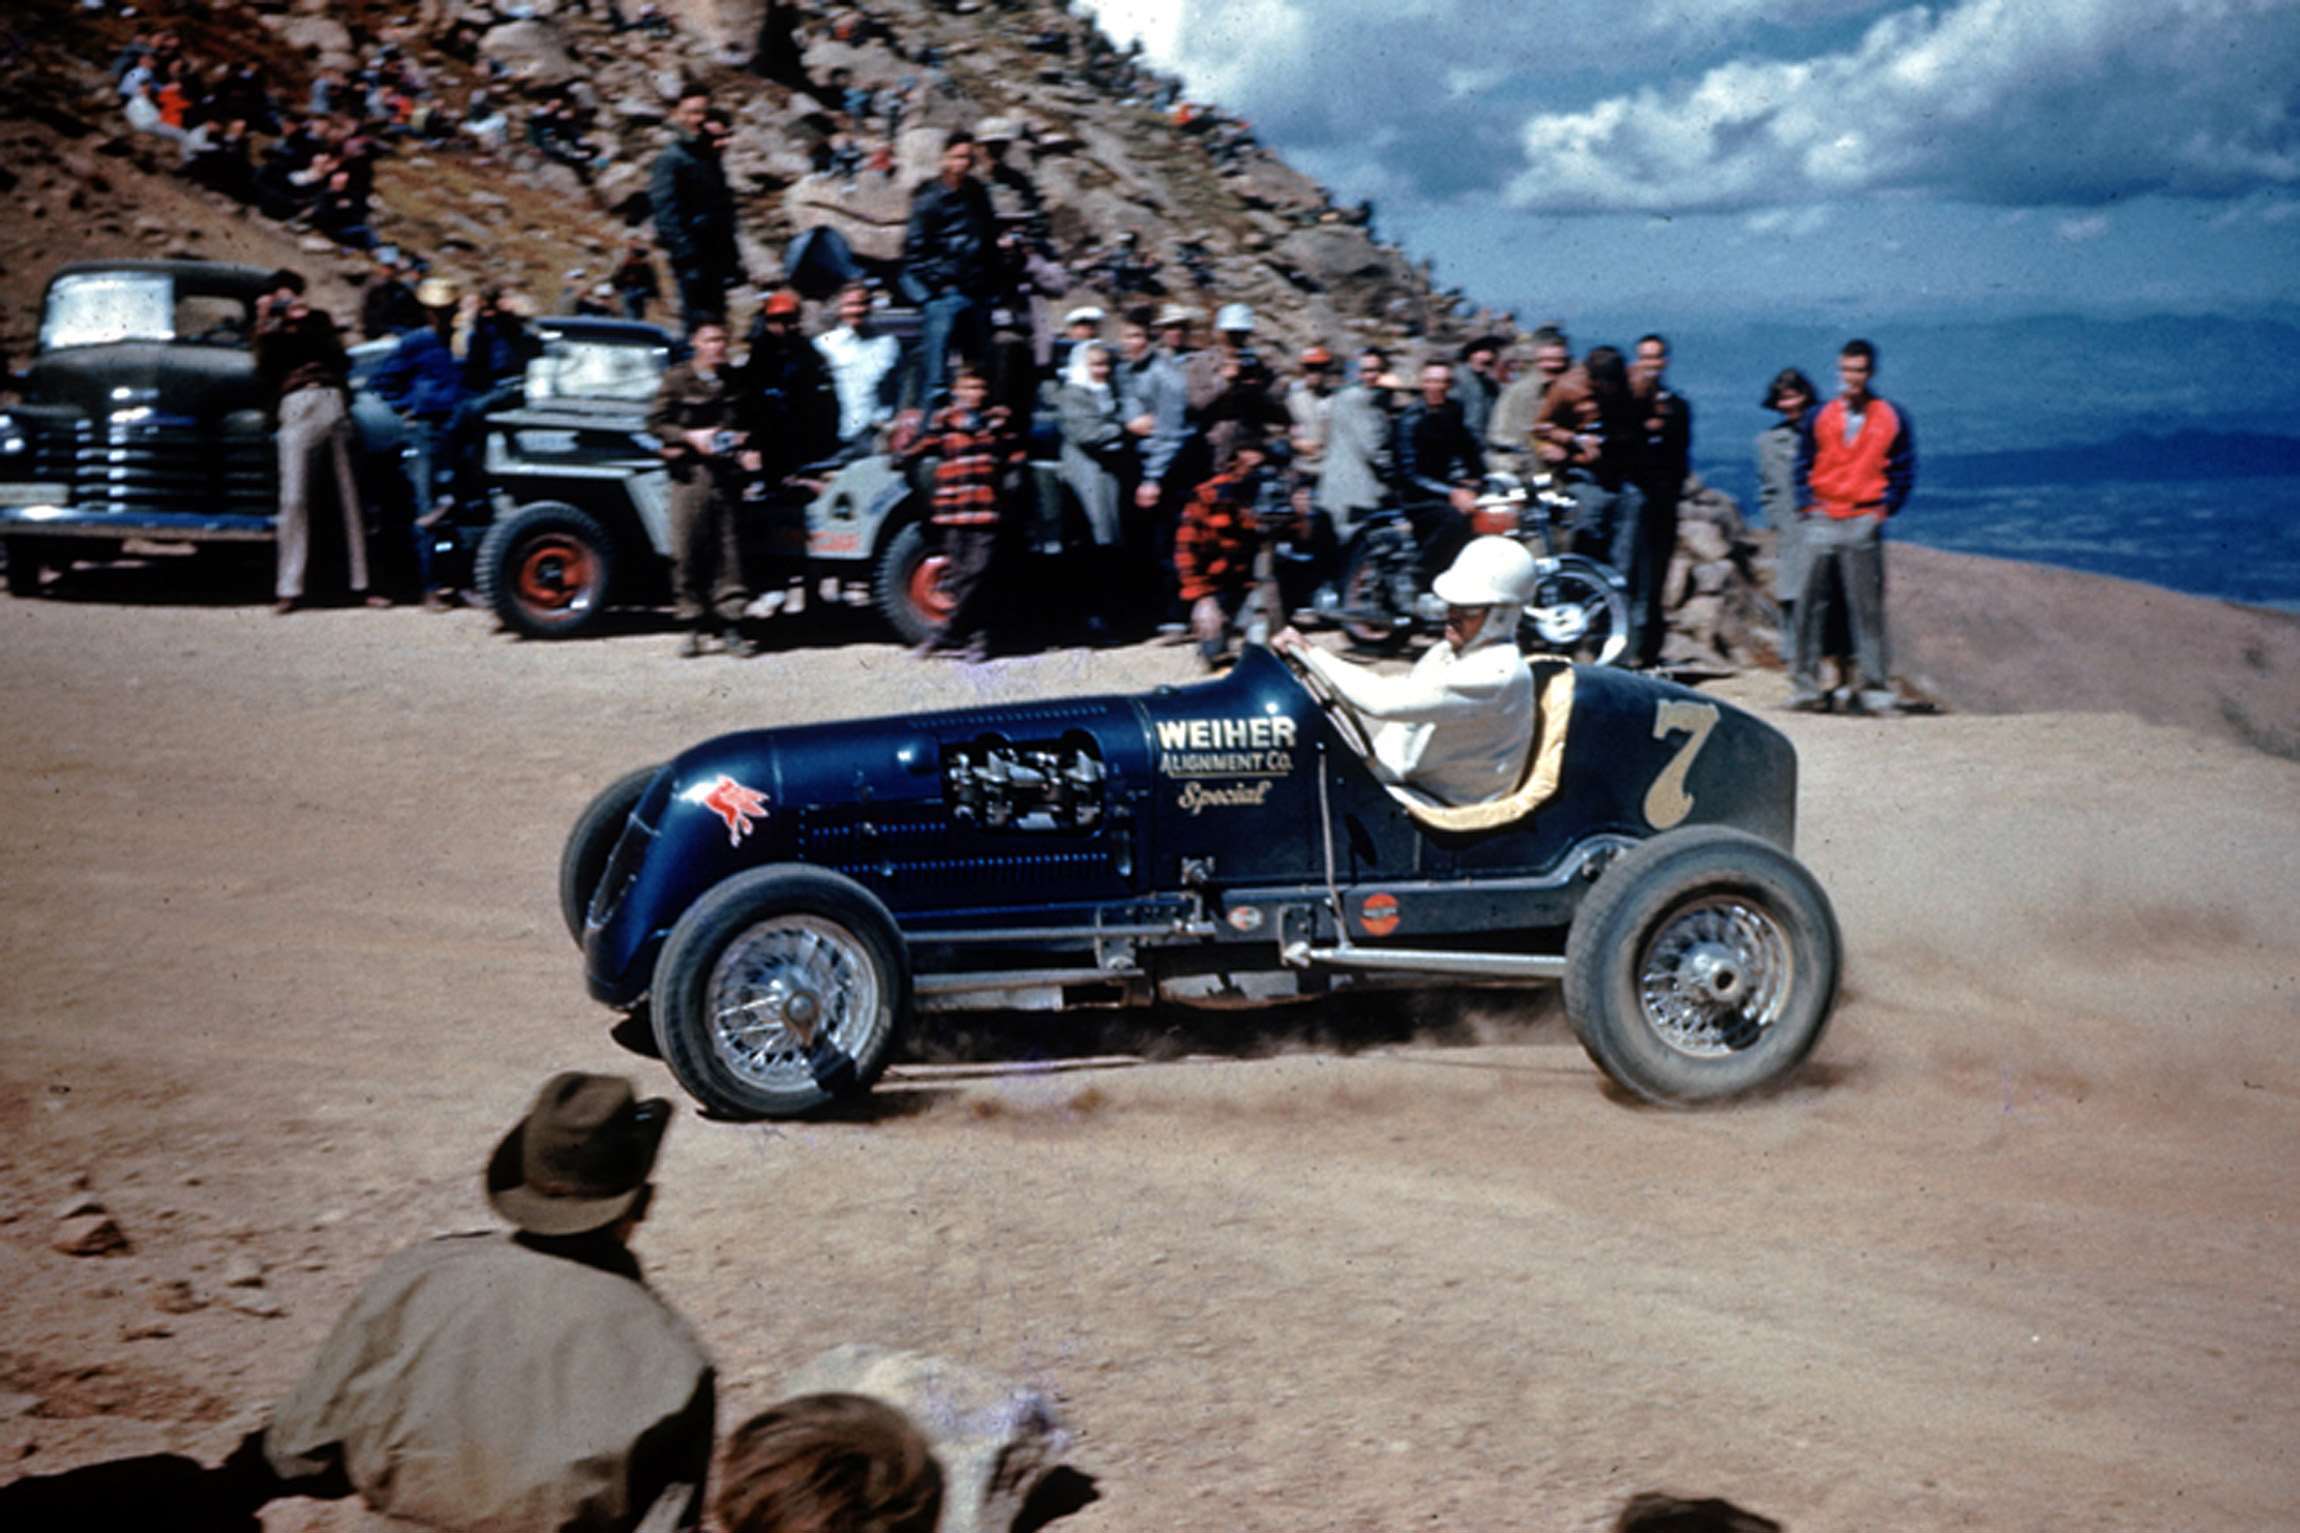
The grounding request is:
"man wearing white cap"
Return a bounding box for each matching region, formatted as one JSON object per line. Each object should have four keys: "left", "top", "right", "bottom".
{"left": 1274, "top": 536, "right": 1538, "bottom": 806}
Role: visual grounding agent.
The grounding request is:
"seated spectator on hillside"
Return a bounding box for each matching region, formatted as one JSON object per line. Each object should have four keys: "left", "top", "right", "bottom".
{"left": 614, "top": 240, "right": 664, "bottom": 321}
{"left": 462, "top": 90, "right": 510, "bottom": 154}
{"left": 310, "top": 170, "right": 378, "bottom": 251}
{"left": 183, "top": 117, "right": 257, "bottom": 203}
{"left": 814, "top": 284, "right": 902, "bottom": 456}
{"left": 124, "top": 80, "right": 186, "bottom": 144}
{"left": 714, "top": 1395, "right": 943, "bottom": 1533}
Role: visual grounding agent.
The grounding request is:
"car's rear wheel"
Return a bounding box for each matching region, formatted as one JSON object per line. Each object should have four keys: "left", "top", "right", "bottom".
{"left": 651, "top": 866, "right": 910, "bottom": 1119}
{"left": 872, "top": 518, "right": 952, "bottom": 648}
{"left": 5, "top": 539, "right": 45, "bottom": 598}
{"left": 1564, "top": 827, "right": 1839, "bottom": 1105}
{"left": 559, "top": 764, "right": 659, "bottom": 945}
{"left": 477, "top": 503, "right": 617, "bottom": 640}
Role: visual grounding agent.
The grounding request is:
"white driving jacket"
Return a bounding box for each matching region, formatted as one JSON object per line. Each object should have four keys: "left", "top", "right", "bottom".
{"left": 1296, "top": 607, "right": 1535, "bottom": 806}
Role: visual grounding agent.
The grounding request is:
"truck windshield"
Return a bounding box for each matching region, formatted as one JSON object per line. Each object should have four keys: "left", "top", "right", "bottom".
{"left": 41, "top": 272, "right": 176, "bottom": 351}
{"left": 526, "top": 336, "right": 666, "bottom": 403}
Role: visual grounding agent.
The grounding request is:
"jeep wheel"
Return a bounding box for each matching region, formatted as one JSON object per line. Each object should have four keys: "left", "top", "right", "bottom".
{"left": 1564, "top": 827, "right": 1840, "bottom": 1105}
{"left": 5, "top": 539, "right": 44, "bottom": 598}
{"left": 652, "top": 866, "right": 910, "bottom": 1119}
{"left": 559, "top": 764, "right": 660, "bottom": 944}
{"left": 478, "top": 503, "right": 616, "bottom": 640}
{"left": 872, "top": 519, "right": 953, "bottom": 648}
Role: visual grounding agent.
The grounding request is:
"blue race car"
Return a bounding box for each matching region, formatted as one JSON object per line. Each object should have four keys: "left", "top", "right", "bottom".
{"left": 565, "top": 645, "right": 1841, "bottom": 1117}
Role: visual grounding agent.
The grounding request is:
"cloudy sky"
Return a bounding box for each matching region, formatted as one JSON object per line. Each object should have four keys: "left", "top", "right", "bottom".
{"left": 1081, "top": 0, "right": 2300, "bottom": 326}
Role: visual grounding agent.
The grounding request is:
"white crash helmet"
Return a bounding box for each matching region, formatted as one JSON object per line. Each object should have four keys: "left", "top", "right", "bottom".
{"left": 1431, "top": 535, "right": 1539, "bottom": 608}
{"left": 1214, "top": 302, "right": 1257, "bottom": 334}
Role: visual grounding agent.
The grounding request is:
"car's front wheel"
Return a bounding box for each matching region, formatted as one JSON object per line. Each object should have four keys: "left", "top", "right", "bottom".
{"left": 1564, "top": 827, "right": 1840, "bottom": 1105}
{"left": 651, "top": 866, "right": 910, "bottom": 1119}
{"left": 559, "top": 764, "right": 659, "bottom": 944}
{"left": 477, "top": 503, "right": 617, "bottom": 639}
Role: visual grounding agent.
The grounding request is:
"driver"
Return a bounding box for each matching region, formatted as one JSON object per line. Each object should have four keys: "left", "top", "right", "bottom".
{"left": 1273, "top": 537, "right": 1539, "bottom": 807}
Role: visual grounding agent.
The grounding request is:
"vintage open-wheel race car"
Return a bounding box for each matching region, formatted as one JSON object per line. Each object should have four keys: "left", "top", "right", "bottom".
{"left": 564, "top": 644, "right": 1842, "bottom": 1118}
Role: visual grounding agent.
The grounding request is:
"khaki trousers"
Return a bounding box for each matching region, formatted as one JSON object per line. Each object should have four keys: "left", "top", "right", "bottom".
{"left": 667, "top": 473, "right": 750, "bottom": 627}
{"left": 275, "top": 387, "right": 368, "bottom": 600}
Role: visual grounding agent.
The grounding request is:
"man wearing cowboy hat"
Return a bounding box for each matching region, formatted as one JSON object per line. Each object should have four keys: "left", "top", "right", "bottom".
{"left": 258, "top": 1073, "right": 716, "bottom": 1531}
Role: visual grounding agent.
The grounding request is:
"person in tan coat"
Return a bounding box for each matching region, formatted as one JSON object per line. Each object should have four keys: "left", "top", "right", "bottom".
{"left": 255, "top": 1073, "right": 716, "bottom": 1531}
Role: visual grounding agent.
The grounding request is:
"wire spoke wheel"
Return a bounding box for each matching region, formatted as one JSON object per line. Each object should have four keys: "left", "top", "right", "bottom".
{"left": 706, "top": 915, "right": 882, "bottom": 1092}
{"left": 1523, "top": 558, "right": 1630, "bottom": 666}
{"left": 1564, "top": 827, "right": 1840, "bottom": 1105}
{"left": 1634, "top": 895, "right": 1792, "bottom": 1057}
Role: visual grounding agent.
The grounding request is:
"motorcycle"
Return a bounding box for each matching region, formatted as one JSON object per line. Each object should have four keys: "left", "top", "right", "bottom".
{"left": 1310, "top": 472, "right": 1632, "bottom": 665}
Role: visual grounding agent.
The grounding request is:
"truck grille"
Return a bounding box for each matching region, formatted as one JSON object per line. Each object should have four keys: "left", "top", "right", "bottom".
{"left": 52, "top": 413, "right": 275, "bottom": 518}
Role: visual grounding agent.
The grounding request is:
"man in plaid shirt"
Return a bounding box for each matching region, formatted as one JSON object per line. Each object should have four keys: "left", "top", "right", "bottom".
{"left": 898, "top": 365, "right": 1022, "bottom": 660}
{"left": 1174, "top": 422, "right": 1280, "bottom": 669}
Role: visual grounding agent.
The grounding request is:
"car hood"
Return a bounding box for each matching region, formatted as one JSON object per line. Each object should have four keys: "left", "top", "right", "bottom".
{"left": 23, "top": 341, "right": 267, "bottom": 422}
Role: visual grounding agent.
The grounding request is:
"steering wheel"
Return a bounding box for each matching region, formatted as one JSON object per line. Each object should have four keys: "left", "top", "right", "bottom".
{"left": 1276, "top": 641, "right": 1376, "bottom": 762}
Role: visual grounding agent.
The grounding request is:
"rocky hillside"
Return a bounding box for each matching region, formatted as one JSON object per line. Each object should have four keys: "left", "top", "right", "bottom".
{"left": 1, "top": 0, "right": 1499, "bottom": 359}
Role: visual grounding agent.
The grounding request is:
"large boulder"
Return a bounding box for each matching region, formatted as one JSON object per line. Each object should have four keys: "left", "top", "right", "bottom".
{"left": 658, "top": 0, "right": 765, "bottom": 55}
{"left": 480, "top": 21, "right": 579, "bottom": 87}
{"left": 1277, "top": 226, "right": 1413, "bottom": 291}
{"left": 262, "top": 14, "right": 354, "bottom": 58}
{"left": 784, "top": 172, "right": 911, "bottom": 262}
{"left": 781, "top": 1345, "right": 1074, "bottom": 1533}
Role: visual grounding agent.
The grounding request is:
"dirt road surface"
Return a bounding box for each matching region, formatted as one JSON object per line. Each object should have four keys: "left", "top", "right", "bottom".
{"left": 1, "top": 585, "right": 2295, "bottom": 1530}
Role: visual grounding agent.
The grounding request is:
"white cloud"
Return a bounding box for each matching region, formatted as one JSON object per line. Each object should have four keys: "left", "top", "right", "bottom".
{"left": 2057, "top": 213, "right": 2113, "bottom": 242}
{"left": 1744, "top": 206, "right": 1834, "bottom": 237}
{"left": 1503, "top": 0, "right": 2300, "bottom": 214}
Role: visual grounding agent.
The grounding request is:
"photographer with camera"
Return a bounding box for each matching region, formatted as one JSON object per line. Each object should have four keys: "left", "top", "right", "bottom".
{"left": 254, "top": 269, "right": 386, "bottom": 615}
{"left": 647, "top": 322, "right": 760, "bottom": 658}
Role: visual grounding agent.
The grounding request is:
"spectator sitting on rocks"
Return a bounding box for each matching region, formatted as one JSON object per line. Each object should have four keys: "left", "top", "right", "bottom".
{"left": 183, "top": 116, "right": 257, "bottom": 203}
{"left": 715, "top": 1395, "right": 943, "bottom": 1533}
{"left": 462, "top": 90, "right": 510, "bottom": 155}
{"left": 311, "top": 169, "right": 378, "bottom": 251}
{"left": 124, "top": 79, "right": 186, "bottom": 143}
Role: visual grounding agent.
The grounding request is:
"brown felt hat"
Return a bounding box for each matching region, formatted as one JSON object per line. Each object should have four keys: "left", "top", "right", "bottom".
{"left": 486, "top": 1072, "right": 670, "bottom": 1237}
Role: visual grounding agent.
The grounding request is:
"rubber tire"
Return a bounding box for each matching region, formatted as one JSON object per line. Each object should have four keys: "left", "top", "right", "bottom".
{"left": 559, "top": 764, "right": 660, "bottom": 945}
{"left": 871, "top": 517, "right": 946, "bottom": 648}
{"left": 1335, "top": 524, "right": 1416, "bottom": 653}
{"left": 1522, "top": 555, "right": 1631, "bottom": 668}
{"left": 5, "top": 539, "right": 43, "bottom": 598}
{"left": 1564, "top": 827, "right": 1840, "bottom": 1105}
{"left": 651, "top": 865, "right": 911, "bottom": 1120}
{"left": 477, "top": 503, "right": 617, "bottom": 640}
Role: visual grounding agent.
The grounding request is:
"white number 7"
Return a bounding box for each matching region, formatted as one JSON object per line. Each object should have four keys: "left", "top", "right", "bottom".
{"left": 1644, "top": 700, "right": 1720, "bottom": 830}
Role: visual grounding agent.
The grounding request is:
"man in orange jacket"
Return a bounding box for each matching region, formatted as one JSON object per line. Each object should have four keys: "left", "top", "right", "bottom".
{"left": 1790, "top": 338, "right": 1914, "bottom": 715}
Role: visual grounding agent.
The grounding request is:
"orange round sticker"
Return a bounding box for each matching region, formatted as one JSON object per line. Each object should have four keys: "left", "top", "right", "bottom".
{"left": 1360, "top": 892, "right": 1400, "bottom": 937}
